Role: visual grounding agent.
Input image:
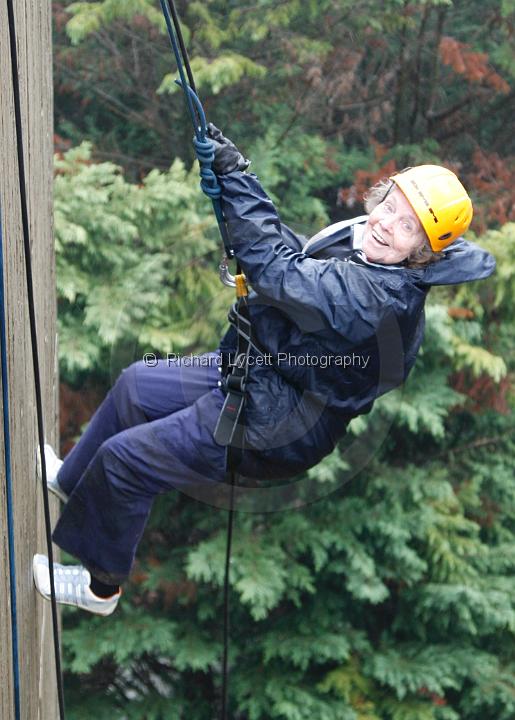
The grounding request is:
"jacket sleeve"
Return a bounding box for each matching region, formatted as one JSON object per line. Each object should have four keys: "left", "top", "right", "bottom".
{"left": 219, "top": 171, "right": 396, "bottom": 342}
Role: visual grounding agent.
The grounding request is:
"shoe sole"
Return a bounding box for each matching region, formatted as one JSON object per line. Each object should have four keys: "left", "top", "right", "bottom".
{"left": 37, "top": 445, "right": 69, "bottom": 503}
{"left": 32, "top": 554, "right": 120, "bottom": 616}
{"left": 47, "top": 479, "right": 69, "bottom": 504}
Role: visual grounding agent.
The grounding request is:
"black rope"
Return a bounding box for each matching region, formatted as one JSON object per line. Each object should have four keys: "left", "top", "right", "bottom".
{"left": 158, "top": 1, "right": 239, "bottom": 716}
{"left": 161, "top": 0, "right": 232, "bottom": 254}
{"left": 5, "top": 2, "right": 66, "bottom": 717}
{"left": 164, "top": 0, "right": 197, "bottom": 95}
{"left": 160, "top": 0, "right": 200, "bottom": 135}
{"left": 221, "top": 472, "right": 236, "bottom": 720}
{"left": 216, "top": 279, "right": 250, "bottom": 719}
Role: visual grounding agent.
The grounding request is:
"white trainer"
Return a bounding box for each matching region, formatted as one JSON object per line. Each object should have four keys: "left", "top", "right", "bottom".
{"left": 36, "top": 443, "right": 68, "bottom": 503}
{"left": 33, "top": 554, "right": 121, "bottom": 616}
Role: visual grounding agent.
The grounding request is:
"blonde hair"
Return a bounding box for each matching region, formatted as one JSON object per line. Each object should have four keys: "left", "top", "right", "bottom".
{"left": 363, "top": 179, "right": 443, "bottom": 269}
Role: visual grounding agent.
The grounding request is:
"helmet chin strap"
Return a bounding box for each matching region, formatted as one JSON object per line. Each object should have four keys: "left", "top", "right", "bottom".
{"left": 380, "top": 180, "right": 395, "bottom": 203}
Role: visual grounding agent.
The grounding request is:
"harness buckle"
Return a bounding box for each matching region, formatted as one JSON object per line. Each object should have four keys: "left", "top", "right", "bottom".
{"left": 214, "top": 388, "right": 246, "bottom": 446}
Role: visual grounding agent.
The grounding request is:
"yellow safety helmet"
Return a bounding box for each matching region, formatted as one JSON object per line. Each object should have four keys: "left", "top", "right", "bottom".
{"left": 390, "top": 165, "right": 473, "bottom": 252}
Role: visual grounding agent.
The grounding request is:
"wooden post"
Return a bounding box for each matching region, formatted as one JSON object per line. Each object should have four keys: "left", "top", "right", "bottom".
{"left": 0, "top": 1, "right": 59, "bottom": 718}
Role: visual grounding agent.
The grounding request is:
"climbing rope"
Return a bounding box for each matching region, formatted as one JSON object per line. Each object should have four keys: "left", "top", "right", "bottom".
{"left": 160, "top": 0, "right": 232, "bottom": 256}
{"left": 5, "top": 1, "right": 66, "bottom": 717}
{"left": 0, "top": 205, "right": 21, "bottom": 720}
{"left": 158, "top": 2, "right": 245, "bottom": 718}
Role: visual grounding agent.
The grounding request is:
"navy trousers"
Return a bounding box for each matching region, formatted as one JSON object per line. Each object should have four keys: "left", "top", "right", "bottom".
{"left": 52, "top": 353, "right": 227, "bottom": 585}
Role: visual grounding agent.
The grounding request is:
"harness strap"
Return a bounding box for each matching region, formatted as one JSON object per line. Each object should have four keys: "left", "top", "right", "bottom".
{"left": 214, "top": 278, "right": 250, "bottom": 455}
{"left": 225, "top": 304, "right": 308, "bottom": 392}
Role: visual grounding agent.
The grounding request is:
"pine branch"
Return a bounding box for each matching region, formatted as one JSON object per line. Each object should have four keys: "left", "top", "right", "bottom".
{"left": 408, "top": 4, "right": 431, "bottom": 143}
{"left": 433, "top": 433, "right": 510, "bottom": 460}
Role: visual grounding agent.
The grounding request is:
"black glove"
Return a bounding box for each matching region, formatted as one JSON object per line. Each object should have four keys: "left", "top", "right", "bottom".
{"left": 207, "top": 123, "right": 250, "bottom": 175}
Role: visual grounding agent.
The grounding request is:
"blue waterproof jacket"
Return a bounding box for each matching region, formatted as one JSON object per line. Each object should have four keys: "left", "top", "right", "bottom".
{"left": 218, "top": 172, "right": 496, "bottom": 479}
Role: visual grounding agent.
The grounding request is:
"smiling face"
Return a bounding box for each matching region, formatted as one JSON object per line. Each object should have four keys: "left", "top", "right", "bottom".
{"left": 362, "top": 186, "right": 427, "bottom": 264}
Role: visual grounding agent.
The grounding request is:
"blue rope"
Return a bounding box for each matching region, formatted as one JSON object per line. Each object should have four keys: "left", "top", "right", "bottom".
{"left": 160, "top": 0, "right": 201, "bottom": 139}
{"left": 177, "top": 82, "right": 231, "bottom": 251}
{"left": 159, "top": 2, "right": 232, "bottom": 255}
{"left": 0, "top": 204, "right": 21, "bottom": 720}
{"left": 193, "top": 136, "right": 221, "bottom": 199}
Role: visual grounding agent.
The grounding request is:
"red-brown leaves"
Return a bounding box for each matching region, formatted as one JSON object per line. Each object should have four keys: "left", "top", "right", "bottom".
{"left": 439, "top": 37, "right": 510, "bottom": 94}
{"left": 468, "top": 149, "right": 515, "bottom": 233}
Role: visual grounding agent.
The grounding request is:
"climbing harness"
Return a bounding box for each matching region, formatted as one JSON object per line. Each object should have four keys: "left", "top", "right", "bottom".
{"left": 159, "top": 2, "right": 250, "bottom": 718}
{"left": 5, "top": 1, "right": 66, "bottom": 717}
{"left": 214, "top": 278, "right": 251, "bottom": 448}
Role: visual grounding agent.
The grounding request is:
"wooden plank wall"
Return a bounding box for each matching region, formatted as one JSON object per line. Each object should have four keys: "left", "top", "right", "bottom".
{"left": 0, "top": 1, "right": 59, "bottom": 718}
